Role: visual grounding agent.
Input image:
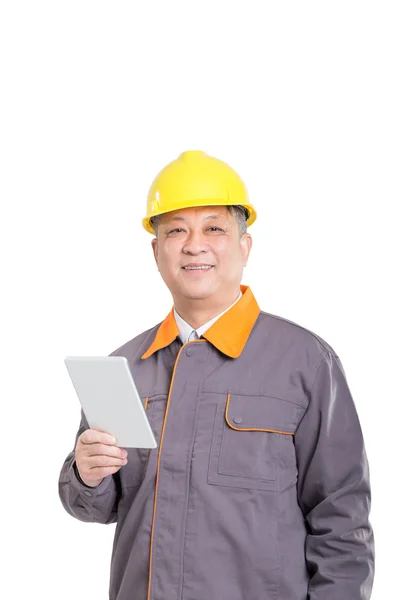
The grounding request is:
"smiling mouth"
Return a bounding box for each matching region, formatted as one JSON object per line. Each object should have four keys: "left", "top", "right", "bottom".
{"left": 182, "top": 265, "right": 214, "bottom": 270}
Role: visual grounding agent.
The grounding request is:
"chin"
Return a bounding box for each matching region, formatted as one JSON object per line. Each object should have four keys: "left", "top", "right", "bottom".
{"left": 183, "top": 289, "right": 213, "bottom": 300}
{"left": 177, "top": 283, "right": 217, "bottom": 301}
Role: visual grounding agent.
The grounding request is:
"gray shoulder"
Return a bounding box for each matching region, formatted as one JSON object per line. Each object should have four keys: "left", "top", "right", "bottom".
{"left": 108, "top": 323, "right": 160, "bottom": 361}
{"left": 257, "top": 309, "right": 338, "bottom": 358}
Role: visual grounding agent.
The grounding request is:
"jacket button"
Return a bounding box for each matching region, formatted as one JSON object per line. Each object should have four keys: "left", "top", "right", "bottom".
{"left": 83, "top": 491, "right": 92, "bottom": 496}
{"left": 233, "top": 416, "right": 243, "bottom": 424}
{"left": 186, "top": 347, "right": 194, "bottom": 357}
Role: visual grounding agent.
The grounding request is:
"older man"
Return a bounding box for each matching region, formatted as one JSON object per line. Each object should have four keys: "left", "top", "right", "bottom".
{"left": 59, "top": 150, "right": 374, "bottom": 600}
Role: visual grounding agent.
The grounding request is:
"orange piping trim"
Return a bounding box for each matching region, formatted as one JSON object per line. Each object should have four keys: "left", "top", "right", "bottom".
{"left": 224, "top": 393, "right": 294, "bottom": 436}
{"left": 147, "top": 338, "right": 207, "bottom": 600}
{"left": 144, "top": 397, "right": 149, "bottom": 410}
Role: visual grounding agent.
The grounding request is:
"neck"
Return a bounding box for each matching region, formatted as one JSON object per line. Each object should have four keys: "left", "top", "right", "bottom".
{"left": 173, "top": 288, "right": 241, "bottom": 330}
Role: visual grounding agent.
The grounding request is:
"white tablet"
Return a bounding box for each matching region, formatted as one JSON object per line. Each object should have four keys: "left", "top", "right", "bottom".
{"left": 64, "top": 356, "right": 157, "bottom": 449}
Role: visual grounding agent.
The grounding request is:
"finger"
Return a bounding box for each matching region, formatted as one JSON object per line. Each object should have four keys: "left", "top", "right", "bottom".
{"left": 80, "top": 429, "right": 117, "bottom": 446}
{"left": 86, "top": 443, "right": 128, "bottom": 459}
{"left": 89, "top": 465, "right": 123, "bottom": 478}
{"left": 88, "top": 455, "right": 128, "bottom": 469}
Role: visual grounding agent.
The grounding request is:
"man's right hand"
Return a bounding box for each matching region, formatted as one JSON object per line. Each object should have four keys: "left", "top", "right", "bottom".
{"left": 75, "top": 429, "right": 128, "bottom": 487}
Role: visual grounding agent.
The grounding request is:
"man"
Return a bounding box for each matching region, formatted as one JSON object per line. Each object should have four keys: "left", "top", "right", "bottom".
{"left": 59, "top": 150, "right": 374, "bottom": 600}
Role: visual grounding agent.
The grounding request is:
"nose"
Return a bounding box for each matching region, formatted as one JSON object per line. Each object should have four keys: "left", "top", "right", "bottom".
{"left": 182, "top": 229, "right": 209, "bottom": 255}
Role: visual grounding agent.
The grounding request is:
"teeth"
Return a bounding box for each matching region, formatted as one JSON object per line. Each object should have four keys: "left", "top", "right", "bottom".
{"left": 183, "top": 266, "right": 212, "bottom": 270}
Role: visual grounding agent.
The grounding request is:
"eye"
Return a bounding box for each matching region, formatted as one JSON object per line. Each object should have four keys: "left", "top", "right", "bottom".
{"left": 207, "top": 227, "right": 224, "bottom": 232}
{"left": 168, "top": 228, "right": 186, "bottom": 234}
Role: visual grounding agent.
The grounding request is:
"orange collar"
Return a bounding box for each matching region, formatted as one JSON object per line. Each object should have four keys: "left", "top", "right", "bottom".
{"left": 141, "top": 285, "right": 260, "bottom": 360}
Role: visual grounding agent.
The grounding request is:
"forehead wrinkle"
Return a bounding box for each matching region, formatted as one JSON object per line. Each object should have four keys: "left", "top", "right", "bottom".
{"left": 164, "top": 212, "right": 228, "bottom": 223}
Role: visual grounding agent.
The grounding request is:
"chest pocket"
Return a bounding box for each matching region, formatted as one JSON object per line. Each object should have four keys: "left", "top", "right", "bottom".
{"left": 208, "top": 393, "right": 305, "bottom": 491}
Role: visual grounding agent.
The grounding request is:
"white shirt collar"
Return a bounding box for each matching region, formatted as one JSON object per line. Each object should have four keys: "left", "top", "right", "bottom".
{"left": 174, "top": 291, "right": 243, "bottom": 344}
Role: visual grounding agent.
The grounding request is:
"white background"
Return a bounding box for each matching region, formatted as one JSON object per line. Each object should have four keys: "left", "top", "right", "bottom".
{"left": 1, "top": 1, "right": 398, "bottom": 598}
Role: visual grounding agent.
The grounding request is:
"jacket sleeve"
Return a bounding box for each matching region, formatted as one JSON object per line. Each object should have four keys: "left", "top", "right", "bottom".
{"left": 58, "top": 409, "right": 120, "bottom": 524}
{"left": 294, "top": 351, "right": 375, "bottom": 599}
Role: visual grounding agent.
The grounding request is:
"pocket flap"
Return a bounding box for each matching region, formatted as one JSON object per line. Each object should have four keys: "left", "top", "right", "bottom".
{"left": 225, "top": 394, "right": 305, "bottom": 435}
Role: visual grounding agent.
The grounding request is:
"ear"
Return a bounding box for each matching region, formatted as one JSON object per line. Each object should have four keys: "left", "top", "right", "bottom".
{"left": 240, "top": 233, "right": 252, "bottom": 266}
{"left": 151, "top": 238, "right": 159, "bottom": 270}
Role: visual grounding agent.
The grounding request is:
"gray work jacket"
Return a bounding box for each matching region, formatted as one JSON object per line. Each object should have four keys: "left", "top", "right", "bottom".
{"left": 58, "top": 285, "right": 374, "bottom": 600}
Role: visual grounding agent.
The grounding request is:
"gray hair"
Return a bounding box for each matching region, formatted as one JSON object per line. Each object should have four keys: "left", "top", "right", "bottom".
{"left": 150, "top": 205, "right": 249, "bottom": 237}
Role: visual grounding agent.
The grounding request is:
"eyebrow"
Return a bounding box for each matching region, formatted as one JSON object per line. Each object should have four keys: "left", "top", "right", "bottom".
{"left": 165, "top": 214, "right": 223, "bottom": 223}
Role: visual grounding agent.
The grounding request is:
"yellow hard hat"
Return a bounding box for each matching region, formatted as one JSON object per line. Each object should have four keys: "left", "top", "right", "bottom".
{"left": 142, "top": 150, "right": 257, "bottom": 234}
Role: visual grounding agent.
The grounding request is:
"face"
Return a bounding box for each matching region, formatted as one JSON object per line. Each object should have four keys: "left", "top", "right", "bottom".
{"left": 151, "top": 206, "right": 252, "bottom": 305}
